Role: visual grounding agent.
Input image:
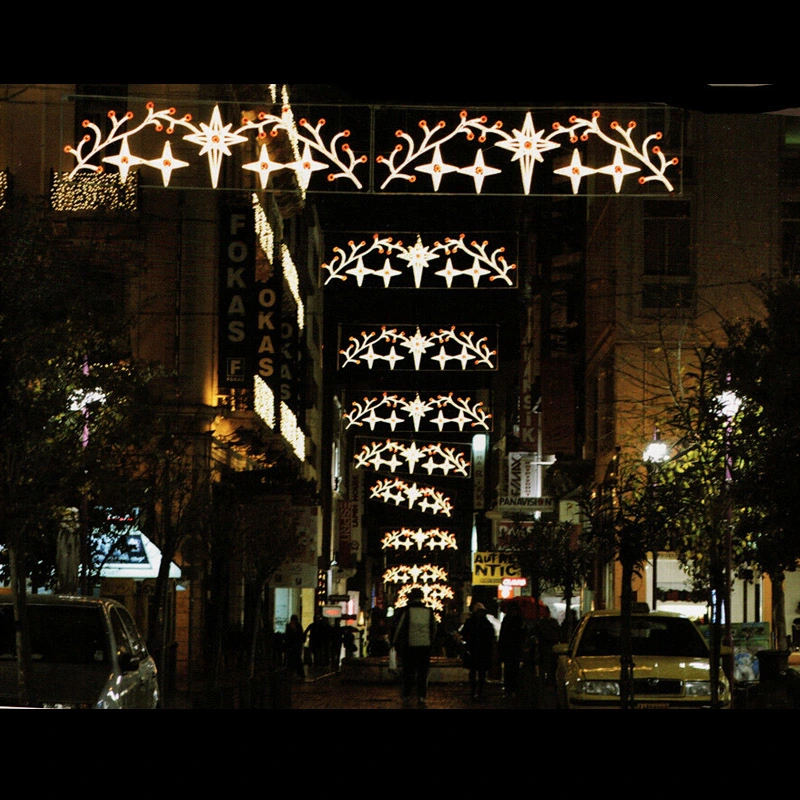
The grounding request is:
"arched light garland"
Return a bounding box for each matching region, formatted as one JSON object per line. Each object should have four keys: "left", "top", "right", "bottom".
{"left": 378, "top": 109, "right": 678, "bottom": 194}
{"left": 369, "top": 478, "right": 453, "bottom": 517}
{"left": 383, "top": 564, "right": 449, "bottom": 585}
{"left": 322, "top": 233, "right": 516, "bottom": 288}
{"left": 339, "top": 325, "right": 497, "bottom": 371}
{"left": 395, "top": 583, "right": 454, "bottom": 615}
{"left": 63, "top": 98, "right": 366, "bottom": 190}
{"left": 381, "top": 527, "right": 459, "bottom": 551}
{"left": 355, "top": 438, "right": 471, "bottom": 477}
{"left": 345, "top": 391, "right": 491, "bottom": 432}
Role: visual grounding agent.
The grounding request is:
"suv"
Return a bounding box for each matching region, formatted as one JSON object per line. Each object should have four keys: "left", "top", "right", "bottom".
{"left": 554, "top": 610, "right": 731, "bottom": 709}
{"left": 0, "top": 594, "right": 158, "bottom": 709}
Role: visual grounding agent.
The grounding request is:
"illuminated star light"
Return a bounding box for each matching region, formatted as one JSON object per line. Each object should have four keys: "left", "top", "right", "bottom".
{"left": 466, "top": 257, "right": 491, "bottom": 288}
{"left": 415, "top": 144, "right": 459, "bottom": 191}
{"left": 495, "top": 112, "right": 560, "bottom": 194}
{"left": 554, "top": 148, "right": 597, "bottom": 195}
{"left": 596, "top": 147, "right": 641, "bottom": 193}
{"left": 458, "top": 149, "right": 501, "bottom": 194}
{"left": 287, "top": 141, "right": 328, "bottom": 190}
{"left": 147, "top": 141, "right": 189, "bottom": 187}
{"left": 243, "top": 143, "right": 285, "bottom": 189}
{"left": 102, "top": 137, "right": 146, "bottom": 183}
{"left": 434, "top": 257, "right": 459, "bottom": 287}
{"left": 183, "top": 105, "right": 248, "bottom": 189}
{"left": 376, "top": 258, "right": 402, "bottom": 287}
{"left": 398, "top": 235, "right": 439, "bottom": 288}
{"left": 402, "top": 327, "right": 436, "bottom": 370}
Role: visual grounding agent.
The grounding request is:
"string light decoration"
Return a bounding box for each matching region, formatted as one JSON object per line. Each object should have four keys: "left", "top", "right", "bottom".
{"left": 253, "top": 374, "right": 276, "bottom": 429}
{"left": 369, "top": 478, "right": 453, "bottom": 517}
{"left": 381, "top": 527, "right": 459, "bottom": 551}
{"left": 344, "top": 391, "right": 491, "bottom": 432}
{"left": 339, "top": 325, "right": 497, "bottom": 371}
{"left": 378, "top": 109, "right": 678, "bottom": 195}
{"left": 280, "top": 401, "right": 306, "bottom": 461}
{"left": 63, "top": 99, "right": 366, "bottom": 191}
{"left": 355, "top": 438, "right": 471, "bottom": 477}
{"left": 383, "top": 564, "right": 449, "bottom": 585}
{"left": 51, "top": 171, "right": 138, "bottom": 212}
{"left": 322, "top": 233, "right": 516, "bottom": 288}
{"left": 0, "top": 170, "right": 7, "bottom": 210}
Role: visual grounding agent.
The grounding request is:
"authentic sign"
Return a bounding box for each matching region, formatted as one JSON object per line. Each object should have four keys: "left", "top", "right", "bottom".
{"left": 497, "top": 496, "right": 555, "bottom": 514}
{"left": 473, "top": 551, "right": 522, "bottom": 586}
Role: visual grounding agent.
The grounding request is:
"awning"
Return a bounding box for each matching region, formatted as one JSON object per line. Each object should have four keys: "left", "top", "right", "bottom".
{"left": 100, "top": 532, "right": 181, "bottom": 580}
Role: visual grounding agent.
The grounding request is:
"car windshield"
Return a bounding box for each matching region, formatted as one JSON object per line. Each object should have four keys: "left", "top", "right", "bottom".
{"left": 575, "top": 616, "right": 709, "bottom": 658}
{"left": 0, "top": 604, "right": 109, "bottom": 665}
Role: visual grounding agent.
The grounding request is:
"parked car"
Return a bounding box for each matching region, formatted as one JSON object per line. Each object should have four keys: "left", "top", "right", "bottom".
{"left": 0, "top": 594, "right": 158, "bottom": 708}
{"left": 554, "top": 609, "right": 731, "bottom": 709}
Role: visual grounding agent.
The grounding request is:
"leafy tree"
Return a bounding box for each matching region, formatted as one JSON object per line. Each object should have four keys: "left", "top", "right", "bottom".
{"left": 0, "top": 199, "right": 158, "bottom": 704}
{"left": 719, "top": 280, "right": 800, "bottom": 649}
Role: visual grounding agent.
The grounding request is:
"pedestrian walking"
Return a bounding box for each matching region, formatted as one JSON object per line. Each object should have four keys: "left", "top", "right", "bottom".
{"left": 305, "top": 615, "right": 331, "bottom": 671}
{"left": 498, "top": 600, "right": 524, "bottom": 697}
{"left": 460, "top": 602, "right": 496, "bottom": 701}
{"left": 392, "top": 588, "right": 437, "bottom": 707}
{"left": 535, "top": 605, "right": 561, "bottom": 685}
{"left": 285, "top": 615, "right": 306, "bottom": 680}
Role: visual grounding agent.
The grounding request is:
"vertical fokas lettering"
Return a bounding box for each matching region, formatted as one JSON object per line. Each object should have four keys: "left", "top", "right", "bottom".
{"left": 218, "top": 206, "right": 255, "bottom": 388}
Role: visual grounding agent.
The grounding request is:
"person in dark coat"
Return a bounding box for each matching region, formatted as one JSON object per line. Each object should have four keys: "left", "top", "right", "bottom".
{"left": 284, "top": 615, "right": 306, "bottom": 680}
{"left": 498, "top": 600, "right": 524, "bottom": 697}
{"left": 460, "top": 602, "right": 496, "bottom": 701}
{"left": 392, "top": 588, "right": 437, "bottom": 707}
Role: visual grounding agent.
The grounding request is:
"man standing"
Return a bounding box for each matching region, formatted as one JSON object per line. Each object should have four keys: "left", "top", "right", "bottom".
{"left": 392, "top": 588, "right": 437, "bottom": 708}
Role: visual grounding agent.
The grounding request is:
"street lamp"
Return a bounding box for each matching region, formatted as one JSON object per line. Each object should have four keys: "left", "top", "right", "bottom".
{"left": 717, "top": 386, "right": 741, "bottom": 693}
{"left": 643, "top": 426, "right": 670, "bottom": 611}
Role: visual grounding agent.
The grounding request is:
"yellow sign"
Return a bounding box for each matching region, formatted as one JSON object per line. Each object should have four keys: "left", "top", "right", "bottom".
{"left": 472, "top": 551, "right": 522, "bottom": 586}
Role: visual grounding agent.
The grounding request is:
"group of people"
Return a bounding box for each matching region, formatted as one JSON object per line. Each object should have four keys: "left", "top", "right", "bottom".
{"left": 390, "top": 593, "right": 565, "bottom": 706}
{"left": 283, "top": 614, "right": 357, "bottom": 680}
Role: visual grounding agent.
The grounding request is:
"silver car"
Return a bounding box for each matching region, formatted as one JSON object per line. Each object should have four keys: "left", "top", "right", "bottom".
{"left": 0, "top": 594, "right": 159, "bottom": 708}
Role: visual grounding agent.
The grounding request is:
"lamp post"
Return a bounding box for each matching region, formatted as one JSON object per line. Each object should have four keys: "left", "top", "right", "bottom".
{"left": 643, "top": 426, "right": 669, "bottom": 612}
{"left": 717, "top": 387, "right": 741, "bottom": 694}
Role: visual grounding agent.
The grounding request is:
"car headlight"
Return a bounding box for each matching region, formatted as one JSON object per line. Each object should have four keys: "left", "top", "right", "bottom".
{"left": 684, "top": 680, "right": 711, "bottom": 697}
{"left": 576, "top": 680, "right": 620, "bottom": 696}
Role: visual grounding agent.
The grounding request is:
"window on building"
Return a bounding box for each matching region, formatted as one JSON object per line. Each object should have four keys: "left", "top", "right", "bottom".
{"left": 643, "top": 201, "right": 691, "bottom": 277}
{"left": 782, "top": 202, "right": 800, "bottom": 276}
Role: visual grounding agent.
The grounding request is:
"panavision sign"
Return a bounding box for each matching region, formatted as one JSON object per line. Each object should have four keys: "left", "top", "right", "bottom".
{"left": 497, "top": 496, "right": 554, "bottom": 513}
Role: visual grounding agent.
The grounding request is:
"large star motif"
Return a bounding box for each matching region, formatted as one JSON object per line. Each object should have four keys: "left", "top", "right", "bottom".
{"left": 458, "top": 149, "right": 501, "bottom": 194}
{"left": 398, "top": 235, "right": 439, "bottom": 287}
{"left": 243, "top": 143, "right": 284, "bottom": 189}
{"left": 554, "top": 148, "right": 596, "bottom": 194}
{"left": 183, "top": 105, "right": 248, "bottom": 188}
{"left": 495, "top": 112, "right": 560, "bottom": 194}
{"left": 401, "top": 327, "right": 435, "bottom": 370}
{"left": 103, "top": 137, "right": 146, "bottom": 183}
{"left": 597, "top": 147, "right": 641, "bottom": 193}
{"left": 415, "top": 144, "right": 458, "bottom": 191}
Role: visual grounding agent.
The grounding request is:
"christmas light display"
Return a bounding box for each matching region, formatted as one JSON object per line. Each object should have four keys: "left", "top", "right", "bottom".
{"left": 383, "top": 564, "right": 449, "bottom": 585}
{"left": 344, "top": 391, "right": 491, "bottom": 432}
{"left": 322, "top": 233, "right": 516, "bottom": 288}
{"left": 369, "top": 478, "right": 453, "bottom": 517}
{"left": 339, "top": 325, "right": 497, "bottom": 371}
{"left": 51, "top": 172, "right": 138, "bottom": 212}
{"left": 380, "top": 527, "right": 459, "bottom": 551}
{"left": 0, "top": 170, "right": 7, "bottom": 210}
{"left": 355, "top": 438, "right": 471, "bottom": 477}
{"left": 254, "top": 374, "right": 276, "bottom": 429}
{"left": 378, "top": 109, "right": 677, "bottom": 194}
{"left": 63, "top": 99, "right": 365, "bottom": 191}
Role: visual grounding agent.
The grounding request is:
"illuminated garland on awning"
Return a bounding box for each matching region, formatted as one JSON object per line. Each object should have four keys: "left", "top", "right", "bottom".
{"left": 381, "top": 527, "right": 459, "bottom": 551}
{"left": 322, "top": 234, "right": 516, "bottom": 288}
{"left": 355, "top": 438, "right": 471, "bottom": 477}
{"left": 339, "top": 325, "right": 497, "bottom": 371}
{"left": 369, "top": 478, "right": 453, "bottom": 517}
{"left": 345, "top": 391, "right": 491, "bottom": 432}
